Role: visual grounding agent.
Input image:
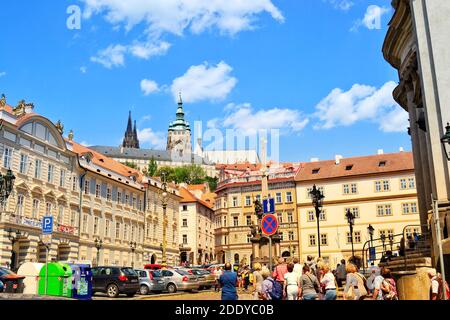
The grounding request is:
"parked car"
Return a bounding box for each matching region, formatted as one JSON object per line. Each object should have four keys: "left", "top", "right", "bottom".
{"left": 0, "top": 267, "right": 25, "bottom": 293}
{"left": 135, "top": 269, "right": 165, "bottom": 295}
{"left": 160, "top": 269, "right": 199, "bottom": 293}
{"left": 188, "top": 269, "right": 215, "bottom": 290}
{"left": 91, "top": 267, "right": 140, "bottom": 298}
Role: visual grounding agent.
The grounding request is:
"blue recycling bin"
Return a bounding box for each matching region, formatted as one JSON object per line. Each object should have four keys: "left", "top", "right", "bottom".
{"left": 68, "top": 264, "right": 93, "bottom": 300}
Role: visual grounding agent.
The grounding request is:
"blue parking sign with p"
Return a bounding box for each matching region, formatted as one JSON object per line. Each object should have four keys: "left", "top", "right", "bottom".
{"left": 42, "top": 216, "right": 53, "bottom": 234}
{"left": 263, "top": 198, "right": 275, "bottom": 214}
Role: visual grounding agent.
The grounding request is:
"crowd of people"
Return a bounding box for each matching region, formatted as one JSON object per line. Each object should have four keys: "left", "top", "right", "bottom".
{"left": 215, "top": 255, "right": 450, "bottom": 301}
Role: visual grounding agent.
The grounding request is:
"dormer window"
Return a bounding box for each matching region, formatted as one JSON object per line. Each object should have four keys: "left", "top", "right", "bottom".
{"left": 345, "top": 165, "right": 353, "bottom": 171}
{"left": 379, "top": 161, "right": 386, "bottom": 167}
{"left": 312, "top": 169, "right": 320, "bottom": 174}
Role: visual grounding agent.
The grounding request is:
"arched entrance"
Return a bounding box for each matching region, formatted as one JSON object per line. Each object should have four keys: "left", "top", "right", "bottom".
{"left": 150, "top": 254, "right": 157, "bottom": 264}
{"left": 282, "top": 251, "right": 291, "bottom": 261}
{"left": 180, "top": 252, "right": 188, "bottom": 263}
{"left": 234, "top": 254, "right": 240, "bottom": 264}
{"left": 37, "top": 243, "right": 47, "bottom": 264}
{"left": 56, "top": 244, "right": 70, "bottom": 262}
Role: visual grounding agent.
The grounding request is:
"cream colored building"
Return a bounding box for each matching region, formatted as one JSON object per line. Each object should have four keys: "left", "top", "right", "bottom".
{"left": 214, "top": 165, "right": 300, "bottom": 265}
{"left": 178, "top": 185, "right": 215, "bottom": 265}
{"left": 0, "top": 98, "right": 181, "bottom": 269}
{"left": 295, "top": 151, "right": 421, "bottom": 267}
{"left": 383, "top": 0, "right": 450, "bottom": 273}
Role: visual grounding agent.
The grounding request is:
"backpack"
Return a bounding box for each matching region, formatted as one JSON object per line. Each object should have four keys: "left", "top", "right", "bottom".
{"left": 381, "top": 278, "right": 398, "bottom": 300}
{"left": 268, "top": 279, "right": 283, "bottom": 300}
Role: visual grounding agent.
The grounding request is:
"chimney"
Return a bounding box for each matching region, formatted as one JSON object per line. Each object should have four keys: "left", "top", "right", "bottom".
{"left": 399, "top": 147, "right": 404, "bottom": 152}
{"left": 335, "top": 155, "right": 343, "bottom": 165}
{"left": 377, "top": 149, "right": 384, "bottom": 155}
{"left": 310, "top": 158, "right": 319, "bottom": 163}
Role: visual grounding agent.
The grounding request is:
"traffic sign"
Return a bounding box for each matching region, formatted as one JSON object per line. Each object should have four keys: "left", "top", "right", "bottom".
{"left": 42, "top": 216, "right": 53, "bottom": 235}
{"left": 41, "top": 234, "right": 52, "bottom": 246}
{"left": 261, "top": 214, "right": 279, "bottom": 236}
{"left": 263, "top": 198, "right": 275, "bottom": 214}
{"left": 369, "top": 247, "right": 376, "bottom": 261}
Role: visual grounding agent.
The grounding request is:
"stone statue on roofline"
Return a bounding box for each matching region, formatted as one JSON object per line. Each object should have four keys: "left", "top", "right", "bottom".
{"left": 13, "top": 99, "right": 34, "bottom": 117}
{"left": 55, "top": 120, "right": 64, "bottom": 135}
{"left": 0, "top": 94, "right": 6, "bottom": 108}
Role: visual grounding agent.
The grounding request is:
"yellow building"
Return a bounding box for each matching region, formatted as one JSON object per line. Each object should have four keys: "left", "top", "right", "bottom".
{"left": 214, "top": 164, "right": 299, "bottom": 265}
{"left": 295, "top": 151, "right": 421, "bottom": 267}
{"left": 0, "top": 98, "right": 181, "bottom": 269}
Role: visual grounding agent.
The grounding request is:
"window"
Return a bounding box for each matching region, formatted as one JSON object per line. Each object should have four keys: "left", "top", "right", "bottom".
{"left": 95, "top": 184, "right": 101, "bottom": 198}
{"left": 182, "top": 205, "right": 188, "bottom": 211}
{"left": 17, "top": 194, "right": 25, "bottom": 216}
{"left": 246, "top": 216, "right": 252, "bottom": 226}
{"left": 379, "top": 161, "right": 386, "bottom": 167}
{"left": 408, "top": 178, "right": 415, "bottom": 189}
{"left": 105, "top": 220, "right": 110, "bottom": 237}
{"left": 277, "top": 212, "right": 283, "bottom": 224}
{"left": 383, "top": 180, "right": 390, "bottom": 191}
{"left": 345, "top": 165, "right": 353, "bottom": 171}
{"left": 319, "top": 210, "right": 326, "bottom": 221}
{"left": 123, "top": 224, "right": 128, "bottom": 240}
{"left": 346, "top": 232, "right": 353, "bottom": 244}
{"left": 344, "top": 207, "right": 360, "bottom": 219}
{"left": 354, "top": 231, "right": 361, "bottom": 244}
{"left": 59, "top": 169, "right": 66, "bottom": 188}
{"left": 377, "top": 204, "right": 392, "bottom": 217}
{"left": 312, "top": 169, "right": 320, "bottom": 174}
{"left": 47, "top": 164, "right": 54, "bottom": 183}
{"left": 307, "top": 211, "right": 315, "bottom": 222}
{"left": 375, "top": 181, "right": 381, "bottom": 192}
{"left": 19, "top": 154, "right": 28, "bottom": 174}
{"left": 280, "top": 232, "right": 284, "bottom": 241}
{"left": 411, "top": 202, "right": 418, "bottom": 213}
{"left": 245, "top": 196, "right": 251, "bottom": 206}
{"left": 287, "top": 212, "right": 293, "bottom": 223}
{"left": 125, "top": 194, "right": 129, "bottom": 205}
{"left": 351, "top": 183, "right": 357, "bottom": 194}
{"left": 343, "top": 183, "right": 357, "bottom": 194}
{"left": 106, "top": 187, "right": 112, "bottom": 201}
{"left": 286, "top": 192, "right": 293, "bottom": 203}
{"left": 34, "top": 159, "right": 42, "bottom": 179}
{"left": 306, "top": 186, "right": 324, "bottom": 199}
{"left": 70, "top": 211, "right": 77, "bottom": 227}
{"left": 288, "top": 231, "right": 295, "bottom": 241}
{"left": 343, "top": 184, "right": 350, "bottom": 194}
{"left": 276, "top": 193, "right": 282, "bottom": 204}
{"left": 46, "top": 202, "right": 53, "bottom": 215}
{"left": 403, "top": 203, "right": 418, "bottom": 214}
{"left": 32, "top": 199, "right": 39, "bottom": 219}
{"left": 94, "top": 217, "right": 99, "bottom": 235}
{"left": 233, "top": 216, "right": 239, "bottom": 227}
{"left": 223, "top": 216, "right": 227, "bottom": 227}
{"left": 247, "top": 235, "right": 252, "bottom": 243}
{"left": 72, "top": 176, "right": 78, "bottom": 191}
{"left": 2, "top": 147, "right": 12, "bottom": 168}
{"left": 58, "top": 205, "right": 64, "bottom": 225}
{"left": 232, "top": 197, "right": 238, "bottom": 207}
{"left": 400, "top": 179, "right": 408, "bottom": 190}
{"left": 375, "top": 180, "right": 390, "bottom": 192}
{"left": 182, "top": 235, "right": 188, "bottom": 245}
{"left": 117, "top": 191, "right": 122, "bottom": 204}
{"left": 82, "top": 215, "right": 88, "bottom": 233}
{"left": 320, "top": 234, "right": 328, "bottom": 246}
{"left": 116, "top": 222, "right": 121, "bottom": 239}
{"left": 182, "top": 219, "right": 188, "bottom": 227}
{"left": 309, "top": 235, "right": 316, "bottom": 247}
{"left": 84, "top": 180, "right": 90, "bottom": 195}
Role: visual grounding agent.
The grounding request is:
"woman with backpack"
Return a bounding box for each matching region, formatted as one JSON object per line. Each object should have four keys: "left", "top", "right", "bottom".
{"left": 260, "top": 268, "right": 283, "bottom": 300}
{"left": 343, "top": 263, "right": 368, "bottom": 300}
{"left": 380, "top": 268, "right": 398, "bottom": 300}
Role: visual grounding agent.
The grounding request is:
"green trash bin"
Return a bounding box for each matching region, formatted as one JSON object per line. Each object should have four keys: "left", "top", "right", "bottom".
{"left": 38, "top": 263, "right": 73, "bottom": 298}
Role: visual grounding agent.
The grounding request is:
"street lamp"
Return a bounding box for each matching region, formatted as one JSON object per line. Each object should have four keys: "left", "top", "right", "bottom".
{"left": 159, "top": 173, "right": 169, "bottom": 267}
{"left": 380, "top": 234, "right": 386, "bottom": 255}
{"left": 0, "top": 169, "right": 16, "bottom": 205}
{"left": 130, "top": 241, "right": 137, "bottom": 268}
{"left": 309, "top": 185, "right": 324, "bottom": 258}
{"left": 94, "top": 238, "right": 103, "bottom": 267}
{"left": 388, "top": 234, "right": 394, "bottom": 252}
{"left": 346, "top": 209, "right": 355, "bottom": 260}
{"left": 440, "top": 123, "right": 450, "bottom": 160}
{"left": 367, "top": 224, "right": 375, "bottom": 247}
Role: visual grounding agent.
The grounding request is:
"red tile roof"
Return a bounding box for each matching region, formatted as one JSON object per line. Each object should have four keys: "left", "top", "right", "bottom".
{"left": 295, "top": 152, "right": 414, "bottom": 182}
{"left": 179, "top": 187, "right": 214, "bottom": 209}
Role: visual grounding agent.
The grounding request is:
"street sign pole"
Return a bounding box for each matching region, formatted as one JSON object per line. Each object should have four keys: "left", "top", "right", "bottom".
{"left": 42, "top": 216, "right": 53, "bottom": 296}
{"left": 45, "top": 244, "right": 49, "bottom": 296}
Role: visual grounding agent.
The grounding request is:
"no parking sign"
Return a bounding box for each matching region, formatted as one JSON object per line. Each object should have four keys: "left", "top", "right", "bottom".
{"left": 261, "top": 214, "right": 279, "bottom": 236}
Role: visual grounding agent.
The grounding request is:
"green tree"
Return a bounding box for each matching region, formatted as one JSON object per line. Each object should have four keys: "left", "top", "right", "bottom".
{"left": 156, "top": 166, "right": 176, "bottom": 182}
{"left": 205, "top": 176, "right": 219, "bottom": 192}
{"left": 124, "top": 161, "right": 138, "bottom": 170}
{"left": 147, "top": 157, "right": 158, "bottom": 177}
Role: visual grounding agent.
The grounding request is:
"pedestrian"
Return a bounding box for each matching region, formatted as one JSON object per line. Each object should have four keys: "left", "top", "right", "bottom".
{"left": 219, "top": 263, "right": 238, "bottom": 301}
{"left": 380, "top": 268, "right": 398, "bottom": 300}
{"left": 213, "top": 266, "right": 223, "bottom": 292}
{"left": 343, "top": 263, "right": 368, "bottom": 300}
{"left": 272, "top": 257, "right": 288, "bottom": 288}
{"left": 260, "top": 267, "right": 283, "bottom": 300}
{"left": 366, "top": 268, "right": 379, "bottom": 295}
{"left": 372, "top": 267, "right": 385, "bottom": 300}
{"left": 336, "top": 259, "right": 347, "bottom": 288}
{"left": 429, "top": 270, "right": 450, "bottom": 300}
{"left": 252, "top": 263, "right": 264, "bottom": 300}
{"left": 299, "top": 265, "right": 320, "bottom": 300}
{"left": 243, "top": 266, "right": 250, "bottom": 291}
{"left": 305, "top": 256, "right": 317, "bottom": 276}
{"left": 283, "top": 263, "right": 300, "bottom": 300}
{"left": 320, "top": 264, "right": 337, "bottom": 300}
{"left": 292, "top": 258, "right": 303, "bottom": 278}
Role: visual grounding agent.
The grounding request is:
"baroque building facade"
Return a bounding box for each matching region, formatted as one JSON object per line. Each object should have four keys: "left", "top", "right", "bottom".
{"left": 0, "top": 97, "right": 181, "bottom": 269}
{"left": 383, "top": 0, "right": 450, "bottom": 273}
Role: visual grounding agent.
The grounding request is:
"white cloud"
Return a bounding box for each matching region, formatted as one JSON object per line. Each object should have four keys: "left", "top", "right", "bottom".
{"left": 171, "top": 61, "right": 237, "bottom": 103}
{"left": 379, "top": 107, "right": 409, "bottom": 133}
{"left": 0, "top": 71, "right": 6, "bottom": 77}
{"left": 325, "top": 0, "right": 354, "bottom": 11}
{"left": 313, "top": 81, "right": 408, "bottom": 133}
{"left": 137, "top": 128, "right": 166, "bottom": 149}
{"left": 90, "top": 44, "right": 127, "bottom": 68}
{"left": 82, "top": 0, "right": 283, "bottom": 67}
{"left": 351, "top": 5, "right": 390, "bottom": 31}
{"left": 222, "top": 103, "right": 309, "bottom": 135}
{"left": 80, "top": 66, "right": 87, "bottom": 74}
{"left": 140, "top": 79, "right": 160, "bottom": 95}
{"left": 80, "top": 141, "right": 92, "bottom": 147}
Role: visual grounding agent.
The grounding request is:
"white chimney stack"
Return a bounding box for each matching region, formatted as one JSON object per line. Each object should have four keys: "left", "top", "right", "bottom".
{"left": 399, "top": 147, "right": 404, "bottom": 152}
{"left": 335, "top": 155, "right": 343, "bottom": 165}
{"left": 378, "top": 149, "right": 384, "bottom": 155}
{"left": 310, "top": 158, "right": 319, "bottom": 163}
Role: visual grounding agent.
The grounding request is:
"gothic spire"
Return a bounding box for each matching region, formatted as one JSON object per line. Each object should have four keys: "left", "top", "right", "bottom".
{"left": 123, "top": 111, "right": 140, "bottom": 149}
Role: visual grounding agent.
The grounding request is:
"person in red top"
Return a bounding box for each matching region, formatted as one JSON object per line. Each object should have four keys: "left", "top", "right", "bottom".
{"left": 272, "top": 258, "right": 288, "bottom": 286}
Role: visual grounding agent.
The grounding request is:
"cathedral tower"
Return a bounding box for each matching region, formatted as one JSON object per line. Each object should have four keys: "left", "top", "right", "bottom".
{"left": 167, "top": 93, "right": 192, "bottom": 160}
{"left": 123, "top": 111, "right": 140, "bottom": 149}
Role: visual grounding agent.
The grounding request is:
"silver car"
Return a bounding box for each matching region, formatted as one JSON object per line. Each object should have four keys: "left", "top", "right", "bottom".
{"left": 135, "top": 269, "right": 165, "bottom": 295}
{"left": 160, "top": 269, "right": 199, "bottom": 293}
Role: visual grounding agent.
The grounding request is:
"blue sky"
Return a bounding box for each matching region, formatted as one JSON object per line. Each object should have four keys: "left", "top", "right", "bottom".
{"left": 0, "top": 0, "right": 410, "bottom": 163}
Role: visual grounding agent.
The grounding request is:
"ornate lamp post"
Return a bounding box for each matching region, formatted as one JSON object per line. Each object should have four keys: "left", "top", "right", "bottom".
{"left": 380, "top": 234, "right": 386, "bottom": 255}
{"left": 309, "top": 185, "right": 324, "bottom": 258}
{"left": 367, "top": 224, "right": 375, "bottom": 247}
{"left": 130, "top": 241, "right": 137, "bottom": 268}
{"left": 346, "top": 209, "right": 356, "bottom": 260}
{"left": 159, "top": 173, "right": 169, "bottom": 267}
{"left": 440, "top": 123, "right": 450, "bottom": 160}
{"left": 94, "top": 237, "right": 103, "bottom": 267}
{"left": 388, "top": 234, "right": 394, "bottom": 252}
{"left": 0, "top": 169, "right": 16, "bottom": 206}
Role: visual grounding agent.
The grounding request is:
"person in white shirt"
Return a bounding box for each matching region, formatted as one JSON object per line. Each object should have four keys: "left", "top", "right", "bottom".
{"left": 372, "top": 268, "right": 385, "bottom": 300}
{"left": 320, "top": 264, "right": 337, "bottom": 300}
{"left": 366, "top": 268, "right": 379, "bottom": 294}
{"left": 429, "top": 270, "right": 441, "bottom": 300}
{"left": 292, "top": 258, "right": 303, "bottom": 279}
{"left": 283, "top": 263, "right": 300, "bottom": 300}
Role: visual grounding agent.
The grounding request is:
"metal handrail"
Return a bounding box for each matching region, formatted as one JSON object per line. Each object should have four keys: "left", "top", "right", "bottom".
{"left": 402, "top": 224, "right": 431, "bottom": 272}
